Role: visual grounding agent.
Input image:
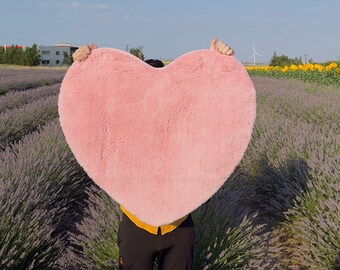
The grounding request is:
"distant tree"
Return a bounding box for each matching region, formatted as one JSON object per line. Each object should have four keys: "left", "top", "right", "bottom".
{"left": 129, "top": 47, "right": 144, "bottom": 60}
{"left": 0, "top": 44, "right": 40, "bottom": 66}
{"left": 12, "top": 46, "right": 25, "bottom": 65}
{"left": 25, "top": 44, "right": 41, "bottom": 66}
{"left": 0, "top": 47, "right": 5, "bottom": 64}
{"left": 63, "top": 52, "right": 73, "bottom": 66}
{"left": 270, "top": 52, "right": 303, "bottom": 67}
{"left": 3, "top": 46, "right": 17, "bottom": 64}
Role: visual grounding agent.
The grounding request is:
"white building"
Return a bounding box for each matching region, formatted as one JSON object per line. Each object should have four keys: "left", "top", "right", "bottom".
{"left": 39, "top": 43, "right": 78, "bottom": 67}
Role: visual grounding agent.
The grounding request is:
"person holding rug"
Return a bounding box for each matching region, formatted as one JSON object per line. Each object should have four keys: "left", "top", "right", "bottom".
{"left": 72, "top": 38, "right": 234, "bottom": 270}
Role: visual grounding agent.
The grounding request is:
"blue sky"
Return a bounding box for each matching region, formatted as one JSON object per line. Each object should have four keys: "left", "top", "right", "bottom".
{"left": 1, "top": 0, "right": 339, "bottom": 63}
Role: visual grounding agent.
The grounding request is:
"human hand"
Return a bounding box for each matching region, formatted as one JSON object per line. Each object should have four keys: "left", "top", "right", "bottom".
{"left": 210, "top": 37, "right": 234, "bottom": 56}
{"left": 72, "top": 44, "right": 97, "bottom": 62}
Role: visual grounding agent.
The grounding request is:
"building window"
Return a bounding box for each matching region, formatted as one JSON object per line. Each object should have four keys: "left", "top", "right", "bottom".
{"left": 41, "top": 60, "right": 50, "bottom": 65}
{"left": 42, "top": 50, "right": 50, "bottom": 55}
{"left": 56, "top": 60, "right": 60, "bottom": 65}
{"left": 56, "top": 51, "right": 60, "bottom": 55}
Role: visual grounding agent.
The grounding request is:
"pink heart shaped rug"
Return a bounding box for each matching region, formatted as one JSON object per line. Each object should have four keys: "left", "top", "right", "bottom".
{"left": 58, "top": 48, "right": 256, "bottom": 226}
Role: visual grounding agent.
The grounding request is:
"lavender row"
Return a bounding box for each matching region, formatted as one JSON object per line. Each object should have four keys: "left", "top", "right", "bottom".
{"left": 0, "top": 66, "right": 66, "bottom": 78}
{"left": 192, "top": 182, "right": 268, "bottom": 269}
{"left": 0, "top": 67, "right": 66, "bottom": 95}
{"left": 252, "top": 77, "right": 339, "bottom": 128}
{"left": 234, "top": 77, "right": 339, "bottom": 268}
{"left": 0, "top": 83, "right": 60, "bottom": 113}
{"left": 0, "top": 119, "right": 91, "bottom": 269}
{"left": 58, "top": 185, "right": 121, "bottom": 269}
{"left": 266, "top": 166, "right": 339, "bottom": 268}
{"left": 61, "top": 178, "right": 268, "bottom": 269}
{"left": 0, "top": 95, "right": 59, "bottom": 151}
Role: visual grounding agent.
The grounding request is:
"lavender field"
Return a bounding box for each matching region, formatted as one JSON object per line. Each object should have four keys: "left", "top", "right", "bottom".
{"left": 0, "top": 67, "right": 339, "bottom": 270}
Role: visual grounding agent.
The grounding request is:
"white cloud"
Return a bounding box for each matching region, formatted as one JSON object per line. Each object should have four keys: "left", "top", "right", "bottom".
{"left": 70, "top": 1, "right": 81, "bottom": 8}
{"left": 86, "top": 3, "right": 116, "bottom": 10}
{"left": 36, "top": 2, "right": 51, "bottom": 9}
{"left": 38, "top": 1, "right": 116, "bottom": 11}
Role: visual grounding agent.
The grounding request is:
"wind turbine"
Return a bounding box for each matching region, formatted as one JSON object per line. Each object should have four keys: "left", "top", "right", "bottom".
{"left": 248, "top": 45, "right": 264, "bottom": 66}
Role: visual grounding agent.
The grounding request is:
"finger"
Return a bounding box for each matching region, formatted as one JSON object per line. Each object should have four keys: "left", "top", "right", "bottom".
{"left": 215, "top": 40, "right": 223, "bottom": 51}
{"left": 89, "top": 44, "right": 97, "bottom": 50}
{"left": 218, "top": 43, "right": 226, "bottom": 53}
{"left": 226, "top": 48, "right": 234, "bottom": 56}
{"left": 73, "top": 51, "right": 82, "bottom": 61}
{"left": 73, "top": 49, "right": 87, "bottom": 61}
{"left": 210, "top": 37, "right": 217, "bottom": 51}
{"left": 78, "top": 50, "right": 89, "bottom": 60}
{"left": 72, "top": 52, "right": 78, "bottom": 61}
{"left": 83, "top": 45, "right": 91, "bottom": 55}
{"left": 73, "top": 45, "right": 93, "bottom": 61}
{"left": 222, "top": 45, "right": 231, "bottom": 54}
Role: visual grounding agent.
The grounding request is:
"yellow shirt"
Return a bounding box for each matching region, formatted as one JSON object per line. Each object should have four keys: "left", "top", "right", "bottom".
{"left": 120, "top": 205, "right": 188, "bottom": 236}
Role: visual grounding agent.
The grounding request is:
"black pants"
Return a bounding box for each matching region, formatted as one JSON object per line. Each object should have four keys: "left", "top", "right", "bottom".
{"left": 118, "top": 213, "right": 195, "bottom": 270}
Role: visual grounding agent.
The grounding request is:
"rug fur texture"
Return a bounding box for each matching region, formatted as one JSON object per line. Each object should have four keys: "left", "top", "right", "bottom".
{"left": 58, "top": 48, "right": 256, "bottom": 226}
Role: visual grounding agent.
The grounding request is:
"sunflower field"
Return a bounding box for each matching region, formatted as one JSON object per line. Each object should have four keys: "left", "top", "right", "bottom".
{"left": 246, "top": 62, "right": 340, "bottom": 86}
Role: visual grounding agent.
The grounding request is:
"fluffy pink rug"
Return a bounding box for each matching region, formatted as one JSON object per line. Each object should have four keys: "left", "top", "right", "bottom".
{"left": 58, "top": 48, "right": 256, "bottom": 226}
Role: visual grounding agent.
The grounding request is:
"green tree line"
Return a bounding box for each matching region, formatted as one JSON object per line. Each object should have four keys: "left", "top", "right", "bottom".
{"left": 0, "top": 44, "right": 40, "bottom": 66}
{"left": 270, "top": 52, "right": 304, "bottom": 67}
{"left": 129, "top": 47, "right": 144, "bottom": 60}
